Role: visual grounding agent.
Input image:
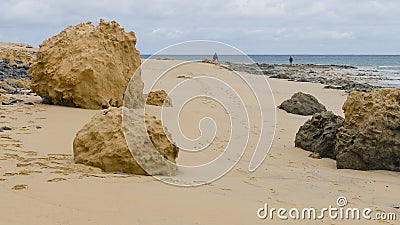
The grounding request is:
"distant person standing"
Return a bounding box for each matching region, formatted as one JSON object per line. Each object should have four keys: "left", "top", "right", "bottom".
{"left": 289, "top": 56, "right": 294, "bottom": 65}
{"left": 212, "top": 52, "right": 219, "bottom": 65}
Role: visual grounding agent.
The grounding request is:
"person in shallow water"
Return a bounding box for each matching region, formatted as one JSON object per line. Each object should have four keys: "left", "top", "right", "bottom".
{"left": 289, "top": 56, "right": 293, "bottom": 65}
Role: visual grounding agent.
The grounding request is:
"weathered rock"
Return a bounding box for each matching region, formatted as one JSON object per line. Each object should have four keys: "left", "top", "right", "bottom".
{"left": 41, "top": 98, "right": 53, "bottom": 105}
{"left": 2, "top": 78, "right": 31, "bottom": 91}
{"left": 270, "top": 73, "right": 290, "bottom": 79}
{"left": 0, "top": 95, "right": 7, "bottom": 103}
{"left": 336, "top": 88, "right": 400, "bottom": 171}
{"left": 295, "top": 111, "right": 344, "bottom": 159}
{"left": 308, "top": 152, "right": 322, "bottom": 159}
{"left": 29, "top": 20, "right": 143, "bottom": 109}
{"left": 0, "top": 42, "right": 37, "bottom": 57}
{"left": 0, "top": 49, "right": 33, "bottom": 67}
{"left": 0, "top": 44, "right": 35, "bottom": 95}
{"left": 278, "top": 92, "right": 327, "bottom": 116}
{"left": 0, "top": 58, "right": 32, "bottom": 81}
{"left": 73, "top": 107, "right": 179, "bottom": 175}
{"left": 145, "top": 90, "right": 172, "bottom": 107}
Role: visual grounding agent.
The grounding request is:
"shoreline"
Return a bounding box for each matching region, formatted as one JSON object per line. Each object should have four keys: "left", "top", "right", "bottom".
{"left": 148, "top": 56, "right": 400, "bottom": 92}
{"left": 221, "top": 61, "right": 397, "bottom": 92}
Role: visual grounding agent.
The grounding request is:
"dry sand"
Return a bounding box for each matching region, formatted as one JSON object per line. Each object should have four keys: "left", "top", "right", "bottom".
{"left": 0, "top": 59, "right": 398, "bottom": 225}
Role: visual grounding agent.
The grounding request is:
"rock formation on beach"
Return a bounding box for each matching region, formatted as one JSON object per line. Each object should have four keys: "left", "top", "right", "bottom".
{"left": 73, "top": 107, "right": 179, "bottom": 175}
{"left": 0, "top": 42, "right": 37, "bottom": 57}
{"left": 146, "top": 90, "right": 172, "bottom": 107}
{"left": 226, "top": 62, "right": 376, "bottom": 93}
{"left": 0, "top": 49, "right": 34, "bottom": 68}
{"left": 295, "top": 111, "right": 344, "bottom": 159}
{"left": 29, "top": 19, "right": 143, "bottom": 109}
{"left": 336, "top": 88, "right": 400, "bottom": 172}
{"left": 0, "top": 49, "right": 34, "bottom": 95}
{"left": 278, "top": 92, "right": 327, "bottom": 116}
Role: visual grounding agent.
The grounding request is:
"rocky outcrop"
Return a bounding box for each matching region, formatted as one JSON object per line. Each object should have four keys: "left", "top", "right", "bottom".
{"left": 295, "top": 111, "right": 344, "bottom": 159}
{"left": 278, "top": 92, "right": 327, "bottom": 116}
{"left": 336, "top": 88, "right": 400, "bottom": 171}
{"left": 0, "top": 49, "right": 33, "bottom": 67}
{"left": 0, "top": 49, "right": 33, "bottom": 95}
{"left": 73, "top": 107, "right": 179, "bottom": 175}
{"left": 0, "top": 42, "right": 37, "bottom": 57}
{"left": 29, "top": 20, "right": 143, "bottom": 109}
{"left": 145, "top": 90, "right": 172, "bottom": 107}
{"left": 226, "top": 62, "right": 377, "bottom": 92}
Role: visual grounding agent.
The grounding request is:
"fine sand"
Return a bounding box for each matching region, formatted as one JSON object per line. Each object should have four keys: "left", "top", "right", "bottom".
{"left": 0, "top": 59, "right": 398, "bottom": 225}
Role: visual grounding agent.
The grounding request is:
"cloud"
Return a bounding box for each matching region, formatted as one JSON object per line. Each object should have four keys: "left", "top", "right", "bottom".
{"left": 0, "top": 0, "right": 399, "bottom": 54}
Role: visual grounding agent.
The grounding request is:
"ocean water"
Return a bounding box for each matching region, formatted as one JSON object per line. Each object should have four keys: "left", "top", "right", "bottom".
{"left": 141, "top": 54, "right": 400, "bottom": 88}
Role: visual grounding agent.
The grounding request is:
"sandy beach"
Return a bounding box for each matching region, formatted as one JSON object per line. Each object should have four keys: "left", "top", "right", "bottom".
{"left": 0, "top": 57, "right": 398, "bottom": 224}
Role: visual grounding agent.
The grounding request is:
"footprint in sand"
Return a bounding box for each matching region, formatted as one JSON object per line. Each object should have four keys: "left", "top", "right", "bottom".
{"left": 219, "top": 188, "right": 232, "bottom": 191}
{"left": 8, "top": 169, "right": 42, "bottom": 176}
{"left": 306, "top": 175, "right": 316, "bottom": 180}
{"left": 0, "top": 134, "right": 13, "bottom": 140}
{"left": 12, "top": 143, "right": 23, "bottom": 148}
{"left": 16, "top": 163, "right": 31, "bottom": 167}
{"left": 47, "top": 178, "right": 67, "bottom": 183}
{"left": 3, "top": 172, "right": 28, "bottom": 176}
{"left": 4, "top": 153, "right": 26, "bottom": 162}
{"left": 22, "top": 151, "right": 38, "bottom": 156}
{"left": 287, "top": 161, "right": 297, "bottom": 168}
{"left": 12, "top": 184, "right": 28, "bottom": 190}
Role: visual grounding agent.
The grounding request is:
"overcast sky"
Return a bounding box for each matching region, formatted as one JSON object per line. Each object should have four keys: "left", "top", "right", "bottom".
{"left": 1, "top": 0, "right": 399, "bottom": 54}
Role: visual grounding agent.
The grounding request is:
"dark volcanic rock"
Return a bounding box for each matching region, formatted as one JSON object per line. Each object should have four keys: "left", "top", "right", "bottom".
{"left": 0, "top": 59, "right": 31, "bottom": 81}
{"left": 41, "top": 97, "right": 53, "bottom": 105}
{"left": 336, "top": 88, "right": 400, "bottom": 172}
{"left": 0, "top": 126, "right": 12, "bottom": 132}
{"left": 0, "top": 57, "right": 32, "bottom": 94}
{"left": 295, "top": 111, "right": 344, "bottom": 159}
{"left": 2, "top": 101, "right": 12, "bottom": 105}
{"left": 278, "top": 92, "right": 327, "bottom": 116}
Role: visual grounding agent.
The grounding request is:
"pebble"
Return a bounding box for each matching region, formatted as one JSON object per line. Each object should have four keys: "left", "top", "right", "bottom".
{"left": 41, "top": 98, "right": 53, "bottom": 105}
{"left": 0, "top": 126, "right": 12, "bottom": 132}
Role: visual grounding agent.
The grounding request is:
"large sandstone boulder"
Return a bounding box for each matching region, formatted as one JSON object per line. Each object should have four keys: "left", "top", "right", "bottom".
{"left": 295, "top": 111, "right": 344, "bottom": 159}
{"left": 278, "top": 92, "right": 327, "bottom": 116}
{"left": 73, "top": 107, "right": 179, "bottom": 175}
{"left": 336, "top": 88, "right": 400, "bottom": 171}
{"left": 29, "top": 20, "right": 144, "bottom": 109}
